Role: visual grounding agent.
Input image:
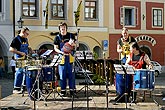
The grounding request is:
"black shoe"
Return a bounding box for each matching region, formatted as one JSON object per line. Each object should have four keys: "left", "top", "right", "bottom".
{"left": 61, "top": 90, "right": 66, "bottom": 97}
{"left": 115, "top": 95, "right": 129, "bottom": 103}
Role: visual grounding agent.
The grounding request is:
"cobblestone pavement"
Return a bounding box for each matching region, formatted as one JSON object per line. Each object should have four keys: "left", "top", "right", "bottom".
{"left": 0, "top": 73, "right": 165, "bottom": 110}
{"left": 0, "top": 77, "right": 13, "bottom": 98}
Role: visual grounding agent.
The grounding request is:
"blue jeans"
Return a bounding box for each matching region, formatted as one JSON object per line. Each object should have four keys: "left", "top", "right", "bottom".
{"left": 58, "top": 56, "right": 75, "bottom": 91}
{"left": 14, "top": 68, "right": 26, "bottom": 89}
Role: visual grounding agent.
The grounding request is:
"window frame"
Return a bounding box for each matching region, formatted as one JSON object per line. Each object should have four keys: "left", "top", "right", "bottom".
{"left": 152, "top": 8, "right": 163, "bottom": 28}
{"left": 51, "top": 0, "right": 66, "bottom": 20}
{"left": 84, "top": 0, "right": 98, "bottom": 21}
{"left": 0, "top": 0, "right": 5, "bottom": 21}
{"left": 0, "top": 0, "right": 2, "bottom": 13}
{"left": 120, "top": 6, "right": 137, "bottom": 27}
{"left": 21, "top": 0, "right": 39, "bottom": 19}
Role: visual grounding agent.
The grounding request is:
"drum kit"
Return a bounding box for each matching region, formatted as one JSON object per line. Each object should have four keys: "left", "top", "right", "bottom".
{"left": 114, "top": 64, "right": 155, "bottom": 108}
{"left": 15, "top": 51, "right": 62, "bottom": 107}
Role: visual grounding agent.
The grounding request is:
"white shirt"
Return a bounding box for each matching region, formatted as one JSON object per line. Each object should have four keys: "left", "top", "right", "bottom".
{"left": 9, "top": 59, "right": 16, "bottom": 67}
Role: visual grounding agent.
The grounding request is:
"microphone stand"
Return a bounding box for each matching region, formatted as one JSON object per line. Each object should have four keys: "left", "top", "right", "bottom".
{"left": 103, "top": 52, "right": 109, "bottom": 110}
{"left": 72, "top": 28, "right": 80, "bottom": 110}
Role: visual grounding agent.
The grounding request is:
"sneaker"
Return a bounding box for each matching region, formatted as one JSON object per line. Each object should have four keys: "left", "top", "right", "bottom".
{"left": 13, "top": 90, "right": 22, "bottom": 94}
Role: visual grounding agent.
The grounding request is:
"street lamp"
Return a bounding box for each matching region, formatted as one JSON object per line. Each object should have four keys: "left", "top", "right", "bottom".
{"left": 17, "top": 17, "right": 24, "bottom": 28}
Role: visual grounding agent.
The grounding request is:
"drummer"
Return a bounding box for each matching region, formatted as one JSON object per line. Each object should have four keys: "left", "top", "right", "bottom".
{"left": 9, "top": 27, "right": 30, "bottom": 94}
{"left": 126, "top": 42, "right": 153, "bottom": 70}
{"left": 125, "top": 42, "right": 153, "bottom": 102}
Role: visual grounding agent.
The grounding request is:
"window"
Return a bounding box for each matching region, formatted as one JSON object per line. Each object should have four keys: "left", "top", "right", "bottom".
{"left": 51, "top": 0, "right": 66, "bottom": 19}
{"left": 0, "top": 0, "right": 4, "bottom": 21}
{"left": 0, "top": 0, "right": 2, "bottom": 12}
{"left": 120, "top": 6, "right": 138, "bottom": 26}
{"left": 84, "top": 0, "right": 97, "bottom": 20}
{"left": 153, "top": 9, "right": 162, "bottom": 27}
{"left": 22, "top": 0, "right": 38, "bottom": 18}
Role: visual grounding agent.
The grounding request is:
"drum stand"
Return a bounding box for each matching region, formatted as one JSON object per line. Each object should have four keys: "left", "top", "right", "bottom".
{"left": 23, "top": 65, "right": 47, "bottom": 109}
{"left": 103, "top": 52, "right": 109, "bottom": 110}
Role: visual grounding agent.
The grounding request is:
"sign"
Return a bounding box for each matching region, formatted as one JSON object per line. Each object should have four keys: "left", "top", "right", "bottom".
{"left": 102, "top": 40, "right": 108, "bottom": 51}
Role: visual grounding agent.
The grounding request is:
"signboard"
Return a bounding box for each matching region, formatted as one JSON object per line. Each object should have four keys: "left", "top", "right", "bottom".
{"left": 102, "top": 40, "right": 108, "bottom": 51}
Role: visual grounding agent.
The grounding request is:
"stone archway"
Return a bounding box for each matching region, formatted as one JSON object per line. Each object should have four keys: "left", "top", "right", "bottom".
{"left": 39, "top": 44, "right": 54, "bottom": 50}
{"left": 79, "top": 43, "right": 89, "bottom": 51}
{"left": 0, "top": 36, "right": 9, "bottom": 56}
{"left": 38, "top": 44, "right": 54, "bottom": 56}
{"left": 93, "top": 46, "right": 102, "bottom": 58}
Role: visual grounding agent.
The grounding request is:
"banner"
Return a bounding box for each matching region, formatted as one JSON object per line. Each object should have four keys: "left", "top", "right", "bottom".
{"left": 74, "top": 1, "right": 82, "bottom": 27}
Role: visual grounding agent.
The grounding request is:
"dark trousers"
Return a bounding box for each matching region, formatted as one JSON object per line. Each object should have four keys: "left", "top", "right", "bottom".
{"left": 11, "top": 66, "right": 16, "bottom": 79}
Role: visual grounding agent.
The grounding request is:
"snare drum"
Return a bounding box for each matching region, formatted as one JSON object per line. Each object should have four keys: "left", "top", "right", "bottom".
{"left": 27, "top": 66, "right": 41, "bottom": 71}
{"left": 30, "top": 60, "right": 42, "bottom": 66}
{"left": 133, "top": 69, "right": 155, "bottom": 90}
{"left": 16, "top": 60, "right": 29, "bottom": 68}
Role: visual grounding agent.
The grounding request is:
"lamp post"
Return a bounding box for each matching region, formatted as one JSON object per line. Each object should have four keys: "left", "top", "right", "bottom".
{"left": 17, "top": 17, "right": 24, "bottom": 28}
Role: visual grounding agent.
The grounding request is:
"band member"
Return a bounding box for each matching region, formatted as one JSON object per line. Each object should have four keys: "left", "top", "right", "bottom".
{"left": 9, "top": 27, "right": 30, "bottom": 94}
{"left": 9, "top": 56, "right": 16, "bottom": 79}
{"left": 126, "top": 42, "right": 153, "bottom": 102}
{"left": 115, "top": 27, "right": 136, "bottom": 102}
{"left": 126, "top": 42, "right": 153, "bottom": 69}
{"left": 54, "top": 22, "right": 76, "bottom": 96}
{"left": 117, "top": 27, "right": 136, "bottom": 64}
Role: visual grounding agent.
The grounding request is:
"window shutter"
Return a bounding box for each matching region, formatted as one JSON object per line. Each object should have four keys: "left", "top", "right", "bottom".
{"left": 120, "top": 7, "right": 124, "bottom": 25}
{"left": 136, "top": 7, "right": 138, "bottom": 26}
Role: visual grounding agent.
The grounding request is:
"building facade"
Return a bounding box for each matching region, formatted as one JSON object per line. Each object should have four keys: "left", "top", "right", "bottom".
{"left": 109, "top": 0, "right": 165, "bottom": 65}
{"left": 0, "top": 0, "right": 165, "bottom": 71}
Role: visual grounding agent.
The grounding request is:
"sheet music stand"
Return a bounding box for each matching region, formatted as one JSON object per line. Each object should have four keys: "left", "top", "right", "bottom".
{"left": 113, "top": 64, "right": 134, "bottom": 109}
{"left": 74, "top": 56, "right": 96, "bottom": 110}
{"left": 45, "top": 55, "right": 63, "bottom": 100}
{"left": 40, "top": 49, "right": 53, "bottom": 57}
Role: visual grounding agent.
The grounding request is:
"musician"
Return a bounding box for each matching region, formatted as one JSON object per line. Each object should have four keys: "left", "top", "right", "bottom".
{"left": 117, "top": 27, "right": 136, "bottom": 64}
{"left": 54, "top": 22, "right": 76, "bottom": 96}
{"left": 126, "top": 42, "right": 153, "bottom": 69}
{"left": 126, "top": 42, "right": 153, "bottom": 102}
{"left": 9, "top": 27, "right": 30, "bottom": 94}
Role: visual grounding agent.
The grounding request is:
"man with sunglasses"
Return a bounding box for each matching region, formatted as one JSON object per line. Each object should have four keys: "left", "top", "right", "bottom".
{"left": 9, "top": 27, "right": 30, "bottom": 94}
